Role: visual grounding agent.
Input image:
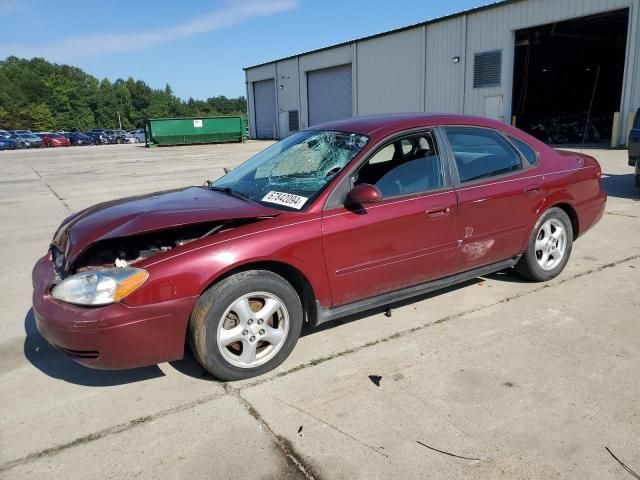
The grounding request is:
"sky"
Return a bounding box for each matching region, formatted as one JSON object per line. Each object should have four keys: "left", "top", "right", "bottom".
{"left": 0, "top": 0, "right": 495, "bottom": 100}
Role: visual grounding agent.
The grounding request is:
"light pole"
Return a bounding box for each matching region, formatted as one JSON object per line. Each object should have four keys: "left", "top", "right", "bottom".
{"left": 117, "top": 111, "right": 122, "bottom": 130}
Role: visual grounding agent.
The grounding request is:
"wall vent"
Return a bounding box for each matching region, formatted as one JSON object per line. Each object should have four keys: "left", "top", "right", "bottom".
{"left": 288, "top": 110, "right": 299, "bottom": 132}
{"left": 473, "top": 50, "right": 502, "bottom": 88}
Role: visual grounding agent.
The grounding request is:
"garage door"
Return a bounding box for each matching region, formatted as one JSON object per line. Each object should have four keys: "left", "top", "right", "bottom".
{"left": 307, "top": 64, "right": 352, "bottom": 126}
{"left": 253, "top": 79, "right": 276, "bottom": 139}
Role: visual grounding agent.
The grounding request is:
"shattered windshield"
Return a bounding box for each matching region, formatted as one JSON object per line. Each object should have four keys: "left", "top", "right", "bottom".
{"left": 212, "top": 130, "right": 369, "bottom": 211}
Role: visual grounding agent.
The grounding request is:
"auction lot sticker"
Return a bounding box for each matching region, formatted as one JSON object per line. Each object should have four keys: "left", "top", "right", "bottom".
{"left": 262, "top": 191, "right": 308, "bottom": 209}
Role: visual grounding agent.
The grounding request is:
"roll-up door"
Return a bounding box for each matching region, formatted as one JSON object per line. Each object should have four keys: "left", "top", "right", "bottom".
{"left": 253, "top": 79, "right": 276, "bottom": 139}
{"left": 307, "top": 64, "right": 352, "bottom": 126}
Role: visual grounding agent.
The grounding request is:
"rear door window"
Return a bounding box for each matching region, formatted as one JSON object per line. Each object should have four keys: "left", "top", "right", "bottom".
{"left": 444, "top": 127, "right": 523, "bottom": 183}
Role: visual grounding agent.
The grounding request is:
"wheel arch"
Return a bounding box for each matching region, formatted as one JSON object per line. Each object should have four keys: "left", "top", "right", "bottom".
{"left": 538, "top": 191, "right": 580, "bottom": 241}
{"left": 200, "top": 260, "right": 318, "bottom": 325}
{"left": 549, "top": 202, "right": 579, "bottom": 240}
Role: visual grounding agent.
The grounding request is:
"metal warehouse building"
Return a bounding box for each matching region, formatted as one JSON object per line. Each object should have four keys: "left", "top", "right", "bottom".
{"left": 244, "top": 0, "right": 639, "bottom": 146}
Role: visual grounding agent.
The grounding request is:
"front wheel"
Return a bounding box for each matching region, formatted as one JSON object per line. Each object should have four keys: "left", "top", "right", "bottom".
{"left": 189, "top": 270, "right": 303, "bottom": 381}
{"left": 515, "top": 207, "right": 573, "bottom": 281}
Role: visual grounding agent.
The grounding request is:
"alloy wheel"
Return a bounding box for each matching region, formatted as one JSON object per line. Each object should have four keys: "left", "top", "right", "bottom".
{"left": 534, "top": 218, "right": 567, "bottom": 271}
{"left": 216, "top": 292, "right": 289, "bottom": 368}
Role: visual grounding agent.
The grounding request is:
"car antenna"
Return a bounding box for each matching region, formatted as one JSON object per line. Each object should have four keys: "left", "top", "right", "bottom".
{"left": 581, "top": 65, "right": 600, "bottom": 154}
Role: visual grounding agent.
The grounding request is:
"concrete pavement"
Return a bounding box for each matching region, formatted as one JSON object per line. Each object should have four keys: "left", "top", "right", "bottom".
{"left": 0, "top": 143, "right": 638, "bottom": 479}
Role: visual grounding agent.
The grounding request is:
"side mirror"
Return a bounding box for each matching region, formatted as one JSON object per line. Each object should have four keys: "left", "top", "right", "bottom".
{"left": 347, "top": 183, "right": 382, "bottom": 205}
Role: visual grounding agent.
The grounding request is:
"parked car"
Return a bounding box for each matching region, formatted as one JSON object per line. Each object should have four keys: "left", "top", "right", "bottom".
{"left": 39, "top": 133, "right": 71, "bottom": 147}
{"left": 628, "top": 108, "right": 639, "bottom": 187}
{"left": 88, "top": 129, "right": 113, "bottom": 144}
{"left": 9, "top": 134, "right": 28, "bottom": 149}
{"left": 66, "top": 132, "right": 94, "bottom": 146}
{"left": 32, "top": 114, "right": 606, "bottom": 380}
{"left": 11, "top": 133, "right": 43, "bottom": 148}
{"left": 110, "top": 129, "right": 134, "bottom": 144}
{"left": 0, "top": 132, "right": 18, "bottom": 150}
{"left": 85, "top": 131, "right": 110, "bottom": 145}
{"left": 103, "top": 129, "right": 124, "bottom": 144}
{"left": 128, "top": 129, "right": 146, "bottom": 143}
{"left": 8, "top": 129, "right": 32, "bottom": 135}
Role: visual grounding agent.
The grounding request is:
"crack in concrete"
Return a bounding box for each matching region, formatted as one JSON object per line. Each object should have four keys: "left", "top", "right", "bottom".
{"left": 2, "top": 254, "right": 638, "bottom": 473}
{"left": 275, "top": 396, "right": 390, "bottom": 459}
{"left": 607, "top": 211, "right": 639, "bottom": 219}
{"left": 24, "top": 160, "right": 72, "bottom": 213}
{"left": 0, "top": 391, "right": 226, "bottom": 474}
{"left": 223, "top": 384, "right": 321, "bottom": 480}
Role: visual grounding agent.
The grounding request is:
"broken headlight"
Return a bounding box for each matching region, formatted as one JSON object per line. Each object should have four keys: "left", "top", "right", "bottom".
{"left": 51, "top": 268, "right": 149, "bottom": 306}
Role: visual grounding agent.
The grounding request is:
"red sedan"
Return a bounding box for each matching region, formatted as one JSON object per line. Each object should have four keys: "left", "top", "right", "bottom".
{"left": 40, "top": 133, "right": 71, "bottom": 147}
{"left": 32, "top": 114, "right": 606, "bottom": 380}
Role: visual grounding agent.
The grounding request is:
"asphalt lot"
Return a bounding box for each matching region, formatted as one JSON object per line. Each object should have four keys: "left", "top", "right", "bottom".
{"left": 0, "top": 142, "right": 638, "bottom": 479}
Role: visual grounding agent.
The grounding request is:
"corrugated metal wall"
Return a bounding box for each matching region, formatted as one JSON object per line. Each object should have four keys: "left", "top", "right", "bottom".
{"left": 356, "top": 27, "right": 425, "bottom": 115}
{"left": 275, "top": 58, "right": 300, "bottom": 138}
{"left": 425, "top": 16, "right": 465, "bottom": 114}
{"left": 245, "top": 0, "right": 639, "bottom": 144}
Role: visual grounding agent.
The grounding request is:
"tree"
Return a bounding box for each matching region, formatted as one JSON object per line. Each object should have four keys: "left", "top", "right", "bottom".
{"left": 0, "top": 56, "right": 247, "bottom": 130}
{"left": 30, "top": 103, "right": 55, "bottom": 130}
{"left": 0, "top": 106, "right": 9, "bottom": 128}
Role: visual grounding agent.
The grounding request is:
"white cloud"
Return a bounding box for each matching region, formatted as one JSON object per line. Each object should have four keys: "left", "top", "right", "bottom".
{"left": 1, "top": 0, "right": 298, "bottom": 60}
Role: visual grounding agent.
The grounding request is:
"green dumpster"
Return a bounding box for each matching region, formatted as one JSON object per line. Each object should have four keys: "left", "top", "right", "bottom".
{"left": 145, "top": 115, "right": 247, "bottom": 147}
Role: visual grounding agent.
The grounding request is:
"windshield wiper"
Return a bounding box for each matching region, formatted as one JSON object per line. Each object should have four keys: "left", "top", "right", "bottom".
{"left": 208, "top": 185, "right": 253, "bottom": 203}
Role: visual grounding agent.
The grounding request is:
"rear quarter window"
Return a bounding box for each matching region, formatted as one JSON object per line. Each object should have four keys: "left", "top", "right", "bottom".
{"left": 508, "top": 136, "right": 538, "bottom": 166}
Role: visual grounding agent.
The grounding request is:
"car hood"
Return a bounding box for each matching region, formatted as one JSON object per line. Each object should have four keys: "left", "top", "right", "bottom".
{"left": 52, "top": 186, "right": 281, "bottom": 268}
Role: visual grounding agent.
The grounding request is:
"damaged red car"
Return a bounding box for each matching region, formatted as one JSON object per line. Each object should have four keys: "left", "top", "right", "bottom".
{"left": 32, "top": 114, "right": 606, "bottom": 380}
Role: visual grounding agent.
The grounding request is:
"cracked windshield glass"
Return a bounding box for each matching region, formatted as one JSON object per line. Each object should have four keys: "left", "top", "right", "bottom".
{"left": 212, "top": 130, "right": 369, "bottom": 210}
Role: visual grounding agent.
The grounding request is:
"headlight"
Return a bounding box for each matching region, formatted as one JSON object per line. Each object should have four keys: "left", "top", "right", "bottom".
{"left": 51, "top": 267, "right": 149, "bottom": 306}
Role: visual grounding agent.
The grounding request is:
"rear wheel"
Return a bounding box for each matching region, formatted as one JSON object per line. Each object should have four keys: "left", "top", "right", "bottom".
{"left": 515, "top": 207, "right": 573, "bottom": 281}
{"left": 189, "top": 270, "right": 303, "bottom": 381}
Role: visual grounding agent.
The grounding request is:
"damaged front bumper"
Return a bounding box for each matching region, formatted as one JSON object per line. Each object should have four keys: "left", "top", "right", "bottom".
{"left": 32, "top": 255, "right": 197, "bottom": 370}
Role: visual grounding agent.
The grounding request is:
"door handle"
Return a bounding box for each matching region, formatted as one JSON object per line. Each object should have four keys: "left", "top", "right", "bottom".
{"left": 523, "top": 185, "right": 542, "bottom": 196}
{"left": 426, "top": 206, "right": 451, "bottom": 219}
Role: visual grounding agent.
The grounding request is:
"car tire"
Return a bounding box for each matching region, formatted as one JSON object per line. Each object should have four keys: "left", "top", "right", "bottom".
{"left": 189, "top": 270, "right": 303, "bottom": 381}
{"left": 515, "top": 207, "right": 573, "bottom": 282}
